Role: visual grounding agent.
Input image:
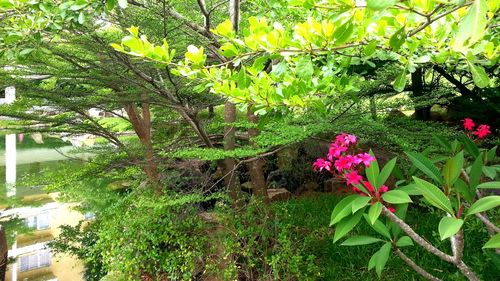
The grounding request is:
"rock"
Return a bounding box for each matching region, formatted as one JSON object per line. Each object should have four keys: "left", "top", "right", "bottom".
{"left": 303, "top": 181, "right": 318, "bottom": 192}
{"left": 267, "top": 188, "right": 292, "bottom": 202}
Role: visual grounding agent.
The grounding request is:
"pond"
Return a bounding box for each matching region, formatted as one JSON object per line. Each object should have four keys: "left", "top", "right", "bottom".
{"left": 1, "top": 133, "right": 87, "bottom": 281}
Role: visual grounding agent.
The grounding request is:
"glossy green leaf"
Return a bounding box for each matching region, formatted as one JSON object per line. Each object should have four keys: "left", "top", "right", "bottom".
{"left": 364, "top": 215, "right": 392, "bottom": 239}
{"left": 389, "top": 26, "right": 406, "bottom": 51}
{"left": 333, "top": 209, "right": 364, "bottom": 243}
{"left": 366, "top": 150, "right": 380, "bottom": 189}
{"left": 352, "top": 196, "right": 371, "bottom": 213}
{"left": 341, "top": 236, "right": 383, "bottom": 246}
{"left": 393, "top": 65, "right": 407, "bottom": 92}
{"left": 368, "top": 242, "right": 391, "bottom": 277}
{"left": 432, "top": 134, "right": 452, "bottom": 152}
{"left": 296, "top": 56, "right": 314, "bottom": 80}
{"left": 413, "top": 177, "right": 454, "bottom": 214}
{"left": 397, "top": 184, "right": 421, "bottom": 195}
{"left": 442, "top": 151, "right": 463, "bottom": 188}
{"left": 482, "top": 166, "right": 496, "bottom": 180}
{"left": 381, "top": 190, "right": 412, "bottom": 204}
{"left": 468, "top": 61, "right": 490, "bottom": 88}
{"left": 396, "top": 236, "right": 414, "bottom": 247}
{"left": 330, "top": 195, "right": 360, "bottom": 226}
{"left": 487, "top": 146, "right": 497, "bottom": 162}
{"left": 406, "top": 152, "right": 443, "bottom": 184}
{"left": 453, "top": 0, "right": 488, "bottom": 50}
{"left": 459, "top": 134, "right": 480, "bottom": 157}
{"left": 333, "top": 20, "right": 354, "bottom": 45}
{"left": 466, "top": 196, "right": 500, "bottom": 216}
{"left": 368, "top": 202, "right": 383, "bottom": 225}
{"left": 455, "top": 178, "right": 474, "bottom": 202}
{"left": 476, "top": 182, "right": 500, "bottom": 189}
{"left": 438, "top": 217, "right": 463, "bottom": 240}
{"left": 469, "top": 153, "right": 484, "bottom": 190}
{"left": 483, "top": 233, "right": 500, "bottom": 249}
{"left": 378, "top": 157, "right": 397, "bottom": 188}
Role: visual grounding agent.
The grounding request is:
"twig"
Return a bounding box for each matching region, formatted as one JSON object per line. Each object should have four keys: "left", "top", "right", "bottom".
{"left": 394, "top": 248, "right": 442, "bottom": 281}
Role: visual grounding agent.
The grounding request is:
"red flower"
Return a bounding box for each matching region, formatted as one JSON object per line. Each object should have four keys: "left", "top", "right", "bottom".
{"left": 462, "top": 118, "right": 475, "bottom": 131}
{"left": 313, "top": 158, "right": 332, "bottom": 172}
{"left": 379, "top": 185, "right": 389, "bottom": 193}
{"left": 363, "top": 181, "right": 374, "bottom": 193}
{"left": 473, "top": 124, "right": 491, "bottom": 139}
{"left": 388, "top": 207, "right": 396, "bottom": 213}
{"left": 345, "top": 171, "right": 362, "bottom": 186}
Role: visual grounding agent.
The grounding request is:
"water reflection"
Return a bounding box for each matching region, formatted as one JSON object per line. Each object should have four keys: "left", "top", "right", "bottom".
{"left": 0, "top": 134, "right": 85, "bottom": 281}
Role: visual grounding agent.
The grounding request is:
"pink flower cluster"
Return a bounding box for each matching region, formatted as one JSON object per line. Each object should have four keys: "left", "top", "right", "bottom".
{"left": 462, "top": 118, "right": 492, "bottom": 139}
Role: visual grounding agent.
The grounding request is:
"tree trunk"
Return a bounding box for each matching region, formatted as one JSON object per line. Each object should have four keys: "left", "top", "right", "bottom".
{"left": 247, "top": 106, "right": 268, "bottom": 203}
{"left": 123, "top": 101, "right": 160, "bottom": 189}
{"left": 0, "top": 226, "right": 7, "bottom": 281}
{"left": 411, "top": 68, "right": 431, "bottom": 120}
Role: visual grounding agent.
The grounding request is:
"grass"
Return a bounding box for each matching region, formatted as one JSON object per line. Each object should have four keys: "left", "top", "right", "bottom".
{"left": 273, "top": 194, "right": 499, "bottom": 281}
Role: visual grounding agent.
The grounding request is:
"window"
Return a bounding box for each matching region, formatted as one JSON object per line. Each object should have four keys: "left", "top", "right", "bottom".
{"left": 25, "top": 212, "right": 50, "bottom": 230}
{"left": 19, "top": 250, "right": 51, "bottom": 272}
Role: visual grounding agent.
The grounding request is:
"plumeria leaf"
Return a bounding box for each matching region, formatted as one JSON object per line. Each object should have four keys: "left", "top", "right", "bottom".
{"left": 397, "top": 184, "right": 421, "bottom": 195}
{"left": 405, "top": 152, "right": 443, "bottom": 184}
{"left": 366, "top": 150, "right": 380, "bottom": 189}
{"left": 458, "top": 134, "right": 480, "bottom": 158}
{"left": 363, "top": 214, "right": 392, "bottom": 239}
{"left": 477, "top": 182, "right": 500, "bottom": 189}
{"left": 466, "top": 196, "right": 500, "bottom": 216}
{"left": 333, "top": 209, "right": 365, "bottom": 243}
{"left": 442, "top": 151, "right": 463, "bottom": 188}
{"left": 368, "top": 202, "right": 383, "bottom": 225}
{"left": 432, "top": 134, "right": 452, "bottom": 152}
{"left": 413, "top": 177, "right": 454, "bottom": 214}
{"left": 378, "top": 157, "right": 397, "bottom": 188}
{"left": 455, "top": 178, "right": 474, "bottom": 202}
{"left": 330, "top": 195, "right": 360, "bottom": 226}
{"left": 486, "top": 146, "right": 497, "bottom": 162}
{"left": 341, "top": 236, "right": 383, "bottom": 246}
{"left": 396, "top": 236, "right": 414, "bottom": 247}
{"left": 469, "top": 153, "right": 484, "bottom": 190}
{"left": 371, "top": 242, "right": 391, "bottom": 277}
{"left": 352, "top": 196, "right": 371, "bottom": 213}
{"left": 438, "top": 217, "right": 464, "bottom": 240}
{"left": 390, "top": 204, "right": 408, "bottom": 237}
{"left": 483, "top": 233, "right": 500, "bottom": 249}
{"left": 381, "top": 190, "right": 412, "bottom": 204}
{"left": 482, "top": 166, "right": 496, "bottom": 180}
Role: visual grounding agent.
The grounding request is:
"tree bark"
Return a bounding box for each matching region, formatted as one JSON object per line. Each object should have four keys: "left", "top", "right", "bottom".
{"left": 0, "top": 226, "right": 7, "bottom": 281}
{"left": 247, "top": 106, "right": 268, "bottom": 202}
{"left": 394, "top": 248, "right": 442, "bottom": 281}
{"left": 411, "top": 68, "right": 431, "bottom": 120}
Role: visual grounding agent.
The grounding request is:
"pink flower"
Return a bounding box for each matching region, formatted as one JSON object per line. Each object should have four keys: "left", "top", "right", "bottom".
{"left": 313, "top": 158, "right": 332, "bottom": 172}
{"left": 334, "top": 155, "right": 355, "bottom": 172}
{"left": 345, "top": 171, "right": 362, "bottom": 186}
{"left": 462, "top": 118, "right": 475, "bottom": 131}
{"left": 345, "top": 134, "right": 357, "bottom": 145}
{"left": 357, "top": 153, "right": 376, "bottom": 167}
{"left": 379, "top": 185, "right": 389, "bottom": 193}
{"left": 473, "top": 124, "right": 491, "bottom": 139}
{"left": 388, "top": 207, "right": 396, "bottom": 213}
{"left": 328, "top": 144, "right": 347, "bottom": 160}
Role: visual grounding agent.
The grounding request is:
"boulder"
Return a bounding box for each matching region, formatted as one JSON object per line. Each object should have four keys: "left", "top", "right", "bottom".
{"left": 267, "top": 188, "right": 292, "bottom": 202}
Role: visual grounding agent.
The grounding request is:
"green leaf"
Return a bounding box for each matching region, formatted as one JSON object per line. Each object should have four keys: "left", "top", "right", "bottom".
{"left": 468, "top": 61, "right": 490, "bottom": 88}
{"left": 368, "top": 202, "right": 383, "bottom": 225}
{"left": 333, "top": 209, "right": 364, "bottom": 243}
{"left": 341, "top": 236, "right": 383, "bottom": 246}
{"left": 469, "top": 153, "right": 483, "bottom": 190}
{"left": 378, "top": 157, "right": 397, "bottom": 188}
{"left": 330, "top": 195, "right": 360, "bottom": 226}
{"left": 442, "top": 151, "right": 463, "bottom": 188}
{"left": 352, "top": 196, "right": 371, "bottom": 213}
{"left": 368, "top": 242, "right": 392, "bottom": 277}
{"left": 396, "top": 236, "right": 414, "bottom": 247}
{"left": 390, "top": 204, "right": 408, "bottom": 237}
{"left": 455, "top": 178, "right": 474, "bottom": 202}
{"left": 333, "top": 20, "right": 354, "bottom": 45}
{"left": 366, "top": 150, "right": 380, "bottom": 189}
{"left": 389, "top": 26, "right": 406, "bottom": 51}
{"left": 364, "top": 40, "right": 377, "bottom": 56}
{"left": 296, "top": 56, "right": 314, "bottom": 80}
{"left": 487, "top": 146, "right": 497, "bottom": 162}
{"left": 366, "top": 0, "right": 397, "bottom": 10}
{"left": 393, "top": 65, "right": 407, "bottom": 92}
{"left": 483, "top": 233, "right": 500, "bottom": 249}
{"left": 397, "top": 184, "right": 421, "bottom": 195}
{"left": 432, "top": 134, "right": 452, "bottom": 152}
{"left": 452, "top": 0, "right": 488, "bottom": 51}
{"left": 466, "top": 196, "right": 500, "bottom": 216}
{"left": 237, "top": 68, "right": 251, "bottom": 89}
{"left": 459, "top": 134, "right": 479, "bottom": 157}
{"left": 482, "top": 166, "right": 496, "bottom": 180}
{"left": 364, "top": 215, "right": 392, "bottom": 239}
{"left": 477, "top": 182, "right": 500, "bottom": 189}
{"left": 406, "top": 152, "right": 443, "bottom": 184}
{"left": 381, "top": 190, "right": 412, "bottom": 204}
{"left": 77, "top": 12, "right": 85, "bottom": 24}
{"left": 438, "top": 217, "right": 464, "bottom": 240}
{"left": 413, "top": 177, "right": 454, "bottom": 214}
